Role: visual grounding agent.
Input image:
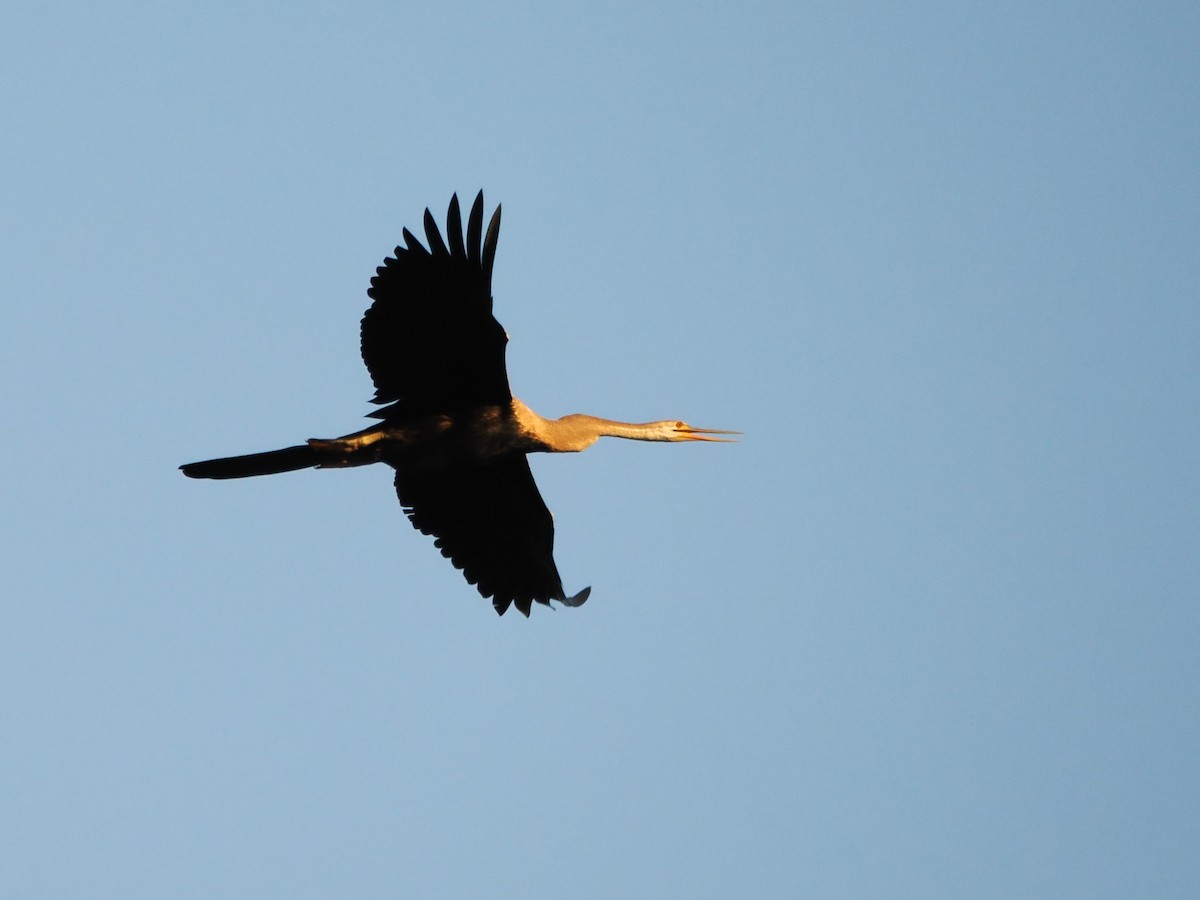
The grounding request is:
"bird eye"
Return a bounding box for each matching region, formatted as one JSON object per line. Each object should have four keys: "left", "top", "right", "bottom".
{"left": 674, "top": 421, "right": 686, "bottom": 429}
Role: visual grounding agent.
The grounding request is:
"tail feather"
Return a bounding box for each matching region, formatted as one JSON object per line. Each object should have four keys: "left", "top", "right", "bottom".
{"left": 180, "top": 444, "right": 318, "bottom": 480}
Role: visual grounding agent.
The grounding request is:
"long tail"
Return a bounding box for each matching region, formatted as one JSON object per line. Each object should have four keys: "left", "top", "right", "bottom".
{"left": 180, "top": 444, "right": 319, "bottom": 480}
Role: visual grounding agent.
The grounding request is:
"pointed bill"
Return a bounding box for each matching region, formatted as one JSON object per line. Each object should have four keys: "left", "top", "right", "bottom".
{"left": 676, "top": 426, "right": 740, "bottom": 442}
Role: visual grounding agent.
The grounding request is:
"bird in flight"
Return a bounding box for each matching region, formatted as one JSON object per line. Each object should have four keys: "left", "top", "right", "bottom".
{"left": 181, "top": 193, "right": 735, "bottom": 615}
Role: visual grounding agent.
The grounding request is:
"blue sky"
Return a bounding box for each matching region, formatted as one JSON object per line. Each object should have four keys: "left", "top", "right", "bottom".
{"left": 3, "top": 2, "right": 1198, "bottom": 897}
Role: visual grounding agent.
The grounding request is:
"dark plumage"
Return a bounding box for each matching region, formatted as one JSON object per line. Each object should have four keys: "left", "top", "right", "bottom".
{"left": 182, "top": 193, "right": 733, "bottom": 615}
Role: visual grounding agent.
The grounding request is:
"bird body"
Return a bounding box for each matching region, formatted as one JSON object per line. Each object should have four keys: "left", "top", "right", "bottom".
{"left": 182, "top": 193, "right": 733, "bottom": 615}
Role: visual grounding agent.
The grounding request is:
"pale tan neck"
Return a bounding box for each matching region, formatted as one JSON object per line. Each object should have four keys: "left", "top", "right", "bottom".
{"left": 511, "top": 398, "right": 660, "bottom": 452}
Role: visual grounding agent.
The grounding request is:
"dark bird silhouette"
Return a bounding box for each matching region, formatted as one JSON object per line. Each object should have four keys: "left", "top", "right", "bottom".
{"left": 181, "top": 193, "right": 735, "bottom": 615}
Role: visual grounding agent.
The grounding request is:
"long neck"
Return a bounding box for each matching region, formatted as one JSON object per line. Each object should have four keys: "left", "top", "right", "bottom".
{"left": 558, "top": 414, "right": 664, "bottom": 448}
{"left": 512, "top": 399, "right": 662, "bottom": 452}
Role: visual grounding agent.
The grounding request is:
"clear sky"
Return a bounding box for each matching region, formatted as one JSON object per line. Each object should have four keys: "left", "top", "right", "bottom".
{"left": 3, "top": 2, "right": 1198, "bottom": 897}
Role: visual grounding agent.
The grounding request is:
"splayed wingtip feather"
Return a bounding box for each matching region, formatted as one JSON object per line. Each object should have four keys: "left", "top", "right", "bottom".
{"left": 466, "top": 191, "right": 484, "bottom": 264}
{"left": 423, "top": 208, "right": 448, "bottom": 255}
{"left": 482, "top": 204, "right": 501, "bottom": 279}
{"left": 446, "top": 194, "right": 466, "bottom": 258}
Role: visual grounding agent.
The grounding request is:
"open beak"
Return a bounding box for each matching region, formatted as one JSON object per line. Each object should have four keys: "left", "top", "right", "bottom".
{"left": 677, "top": 426, "right": 741, "bottom": 443}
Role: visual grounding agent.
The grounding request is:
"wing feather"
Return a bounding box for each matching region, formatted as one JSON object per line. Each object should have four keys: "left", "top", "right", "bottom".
{"left": 423, "top": 207, "right": 449, "bottom": 256}
{"left": 466, "top": 192, "right": 484, "bottom": 264}
{"left": 402, "top": 228, "right": 428, "bottom": 255}
{"left": 482, "top": 204, "right": 501, "bottom": 281}
{"left": 446, "top": 194, "right": 466, "bottom": 258}
{"left": 395, "top": 458, "right": 579, "bottom": 616}
{"left": 362, "top": 194, "right": 510, "bottom": 416}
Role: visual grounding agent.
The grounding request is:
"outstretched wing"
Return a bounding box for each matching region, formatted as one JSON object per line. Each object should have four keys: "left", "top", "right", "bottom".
{"left": 361, "top": 192, "right": 509, "bottom": 417}
{"left": 395, "top": 459, "right": 590, "bottom": 616}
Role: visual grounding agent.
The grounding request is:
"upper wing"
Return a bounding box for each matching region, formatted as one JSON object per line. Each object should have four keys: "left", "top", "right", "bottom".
{"left": 395, "top": 458, "right": 590, "bottom": 616}
{"left": 361, "top": 192, "right": 510, "bottom": 417}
